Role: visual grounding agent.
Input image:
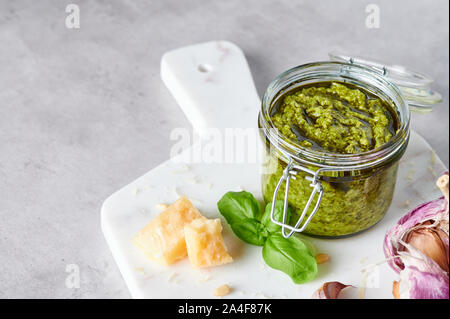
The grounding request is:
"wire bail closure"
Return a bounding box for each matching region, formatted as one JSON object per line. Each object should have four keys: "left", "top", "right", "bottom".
{"left": 270, "top": 158, "right": 324, "bottom": 238}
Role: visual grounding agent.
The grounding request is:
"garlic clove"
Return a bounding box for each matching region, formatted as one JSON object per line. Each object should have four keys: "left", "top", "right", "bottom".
{"left": 337, "top": 286, "right": 360, "bottom": 299}
{"left": 312, "top": 281, "right": 356, "bottom": 299}
{"left": 384, "top": 197, "right": 447, "bottom": 273}
{"left": 405, "top": 227, "right": 449, "bottom": 273}
{"left": 323, "top": 281, "right": 348, "bottom": 299}
{"left": 384, "top": 173, "right": 449, "bottom": 276}
{"left": 385, "top": 174, "right": 449, "bottom": 299}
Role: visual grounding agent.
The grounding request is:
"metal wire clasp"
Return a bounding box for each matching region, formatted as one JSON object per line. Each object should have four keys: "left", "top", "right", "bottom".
{"left": 270, "top": 158, "right": 324, "bottom": 238}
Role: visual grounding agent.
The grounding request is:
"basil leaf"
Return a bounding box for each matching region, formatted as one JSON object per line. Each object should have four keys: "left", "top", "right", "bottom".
{"left": 217, "top": 191, "right": 267, "bottom": 246}
{"left": 262, "top": 233, "right": 318, "bottom": 284}
{"left": 261, "top": 200, "right": 292, "bottom": 233}
{"left": 217, "top": 191, "right": 261, "bottom": 223}
{"left": 297, "top": 234, "right": 317, "bottom": 256}
{"left": 230, "top": 219, "right": 268, "bottom": 246}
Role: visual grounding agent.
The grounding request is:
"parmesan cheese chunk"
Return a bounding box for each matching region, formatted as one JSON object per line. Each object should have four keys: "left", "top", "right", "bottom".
{"left": 184, "top": 218, "right": 233, "bottom": 268}
{"left": 132, "top": 196, "right": 203, "bottom": 265}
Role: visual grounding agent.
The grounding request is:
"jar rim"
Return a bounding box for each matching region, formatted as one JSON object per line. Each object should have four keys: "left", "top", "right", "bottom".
{"left": 259, "top": 61, "right": 410, "bottom": 169}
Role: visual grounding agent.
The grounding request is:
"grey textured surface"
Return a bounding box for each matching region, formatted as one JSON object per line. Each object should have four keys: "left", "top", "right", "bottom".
{"left": 0, "top": 0, "right": 448, "bottom": 298}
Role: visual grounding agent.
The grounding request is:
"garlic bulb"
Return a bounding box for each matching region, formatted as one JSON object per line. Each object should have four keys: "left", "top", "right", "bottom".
{"left": 384, "top": 173, "right": 449, "bottom": 299}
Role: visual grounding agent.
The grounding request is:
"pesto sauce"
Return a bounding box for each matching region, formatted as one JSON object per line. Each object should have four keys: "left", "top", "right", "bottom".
{"left": 271, "top": 82, "right": 398, "bottom": 154}
{"left": 262, "top": 161, "right": 399, "bottom": 237}
{"left": 262, "top": 81, "right": 402, "bottom": 237}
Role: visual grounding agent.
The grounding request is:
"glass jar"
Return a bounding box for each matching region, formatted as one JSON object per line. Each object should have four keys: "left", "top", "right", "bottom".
{"left": 258, "top": 61, "right": 411, "bottom": 238}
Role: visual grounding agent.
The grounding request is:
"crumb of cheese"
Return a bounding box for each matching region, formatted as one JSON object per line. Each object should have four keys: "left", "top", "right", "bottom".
{"left": 168, "top": 272, "right": 178, "bottom": 282}
{"left": 199, "top": 274, "right": 211, "bottom": 283}
{"left": 256, "top": 292, "right": 271, "bottom": 299}
{"left": 404, "top": 199, "right": 411, "bottom": 208}
{"left": 135, "top": 267, "right": 145, "bottom": 274}
{"left": 171, "top": 164, "right": 190, "bottom": 174}
{"left": 174, "top": 187, "right": 183, "bottom": 197}
{"left": 431, "top": 150, "right": 437, "bottom": 165}
{"left": 407, "top": 169, "right": 415, "bottom": 182}
{"left": 155, "top": 203, "right": 169, "bottom": 210}
{"left": 428, "top": 165, "right": 437, "bottom": 177}
{"left": 187, "top": 177, "right": 198, "bottom": 184}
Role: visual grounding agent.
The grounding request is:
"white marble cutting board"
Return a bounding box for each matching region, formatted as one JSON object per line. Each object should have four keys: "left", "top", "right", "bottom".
{"left": 101, "top": 41, "right": 447, "bottom": 299}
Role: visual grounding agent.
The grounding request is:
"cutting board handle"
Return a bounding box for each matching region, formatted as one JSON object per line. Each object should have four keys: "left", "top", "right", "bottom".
{"left": 161, "top": 41, "right": 261, "bottom": 137}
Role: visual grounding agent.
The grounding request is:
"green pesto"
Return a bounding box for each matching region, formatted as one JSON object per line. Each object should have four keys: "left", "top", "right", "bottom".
{"left": 262, "top": 81, "right": 401, "bottom": 237}
{"left": 262, "top": 159, "right": 399, "bottom": 237}
{"left": 271, "top": 82, "right": 396, "bottom": 154}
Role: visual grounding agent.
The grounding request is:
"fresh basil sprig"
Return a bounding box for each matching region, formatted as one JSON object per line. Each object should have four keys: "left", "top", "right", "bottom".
{"left": 261, "top": 199, "right": 292, "bottom": 233}
{"left": 262, "top": 233, "right": 317, "bottom": 284}
{"left": 217, "top": 191, "right": 318, "bottom": 284}
{"left": 217, "top": 191, "right": 267, "bottom": 246}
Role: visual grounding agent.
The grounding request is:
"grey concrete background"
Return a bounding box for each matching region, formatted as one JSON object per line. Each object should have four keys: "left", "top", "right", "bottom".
{"left": 0, "top": 0, "right": 448, "bottom": 298}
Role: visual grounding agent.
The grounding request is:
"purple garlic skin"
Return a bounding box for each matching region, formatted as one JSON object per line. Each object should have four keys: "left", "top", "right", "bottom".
{"left": 384, "top": 173, "right": 449, "bottom": 299}
{"left": 398, "top": 265, "right": 449, "bottom": 299}
{"left": 384, "top": 196, "right": 449, "bottom": 273}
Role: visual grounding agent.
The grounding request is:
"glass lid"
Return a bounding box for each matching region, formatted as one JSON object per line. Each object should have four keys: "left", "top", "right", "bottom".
{"left": 329, "top": 51, "right": 443, "bottom": 113}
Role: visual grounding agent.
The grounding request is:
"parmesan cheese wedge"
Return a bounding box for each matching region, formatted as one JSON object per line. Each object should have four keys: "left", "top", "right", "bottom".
{"left": 184, "top": 218, "right": 233, "bottom": 268}
{"left": 132, "top": 196, "right": 203, "bottom": 265}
